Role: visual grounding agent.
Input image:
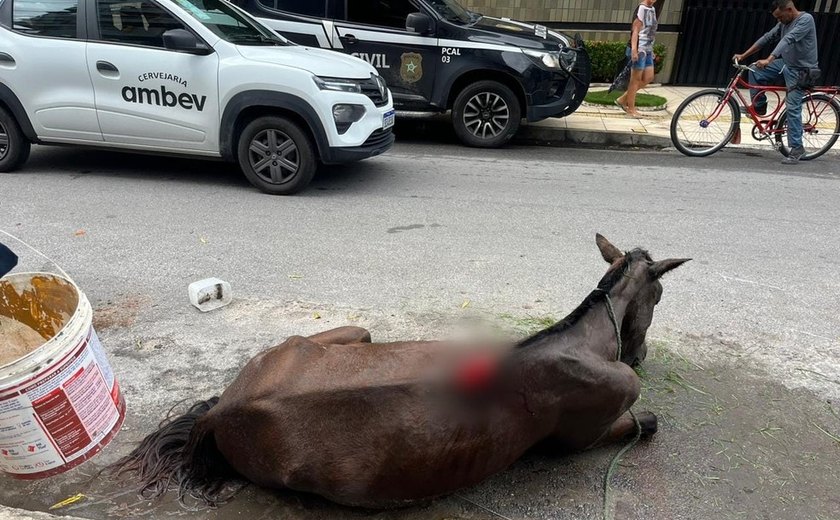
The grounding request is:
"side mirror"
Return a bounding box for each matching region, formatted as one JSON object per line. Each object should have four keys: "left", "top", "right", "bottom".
{"left": 406, "top": 12, "right": 434, "bottom": 35}
{"left": 162, "top": 29, "right": 211, "bottom": 54}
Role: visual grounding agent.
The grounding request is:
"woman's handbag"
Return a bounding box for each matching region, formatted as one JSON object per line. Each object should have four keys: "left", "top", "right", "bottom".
{"left": 608, "top": 47, "right": 633, "bottom": 93}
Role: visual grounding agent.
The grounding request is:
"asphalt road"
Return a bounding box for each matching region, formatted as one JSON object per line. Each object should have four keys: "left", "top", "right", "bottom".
{"left": 2, "top": 138, "right": 838, "bottom": 397}
{"left": 1, "top": 137, "right": 839, "bottom": 519}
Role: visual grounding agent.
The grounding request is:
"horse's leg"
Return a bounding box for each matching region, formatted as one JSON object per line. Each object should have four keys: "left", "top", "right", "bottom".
{"left": 307, "top": 326, "right": 372, "bottom": 345}
{"left": 591, "top": 411, "right": 658, "bottom": 447}
{"left": 548, "top": 363, "right": 653, "bottom": 450}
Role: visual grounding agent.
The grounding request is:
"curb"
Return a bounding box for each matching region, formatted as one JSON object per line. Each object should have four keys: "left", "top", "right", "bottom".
{"left": 0, "top": 506, "right": 85, "bottom": 520}
{"left": 395, "top": 110, "right": 674, "bottom": 150}
{"left": 580, "top": 101, "right": 669, "bottom": 112}
{"left": 516, "top": 123, "right": 672, "bottom": 149}
{"left": 590, "top": 83, "right": 664, "bottom": 88}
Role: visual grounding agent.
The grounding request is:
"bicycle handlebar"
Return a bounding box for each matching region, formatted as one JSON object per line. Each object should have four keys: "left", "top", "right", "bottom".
{"left": 732, "top": 58, "right": 756, "bottom": 73}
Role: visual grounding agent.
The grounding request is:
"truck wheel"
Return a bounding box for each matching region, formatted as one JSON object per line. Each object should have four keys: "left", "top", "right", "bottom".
{"left": 0, "top": 107, "right": 31, "bottom": 173}
{"left": 237, "top": 116, "right": 316, "bottom": 195}
{"left": 452, "top": 80, "right": 521, "bottom": 148}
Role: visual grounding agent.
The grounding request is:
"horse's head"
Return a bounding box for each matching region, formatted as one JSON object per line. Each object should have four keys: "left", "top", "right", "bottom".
{"left": 595, "top": 234, "right": 690, "bottom": 365}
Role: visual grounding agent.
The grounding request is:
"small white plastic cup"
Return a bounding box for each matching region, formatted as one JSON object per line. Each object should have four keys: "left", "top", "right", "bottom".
{"left": 188, "top": 278, "right": 232, "bottom": 312}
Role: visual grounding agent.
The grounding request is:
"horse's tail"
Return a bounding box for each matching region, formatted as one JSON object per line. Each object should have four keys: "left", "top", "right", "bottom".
{"left": 107, "top": 397, "right": 241, "bottom": 506}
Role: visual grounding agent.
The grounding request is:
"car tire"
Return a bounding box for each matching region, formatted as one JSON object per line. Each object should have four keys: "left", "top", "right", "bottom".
{"left": 0, "top": 106, "right": 31, "bottom": 173}
{"left": 452, "top": 80, "right": 521, "bottom": 148}
{"left": 237, "top": 116, "right": 316, "bottom": 195}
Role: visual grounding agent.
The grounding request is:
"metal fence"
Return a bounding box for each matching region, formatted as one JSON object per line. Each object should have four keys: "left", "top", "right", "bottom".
{"left": 673, "top": 0, "right": 840, "bottom": 86}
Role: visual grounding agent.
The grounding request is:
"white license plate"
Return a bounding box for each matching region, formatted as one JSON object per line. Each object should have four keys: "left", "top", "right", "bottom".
{"left": 382, "top": 110, "right": 396, "bottom": 130}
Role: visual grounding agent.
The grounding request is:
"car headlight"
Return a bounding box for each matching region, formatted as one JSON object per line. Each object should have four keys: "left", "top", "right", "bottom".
{"left": 523, "top": 49, "right": 562, "bottom": 70}
{"left": 313, "top": 76, "right": 362, "bottom": 93}
{"left": 559, "top": 49, "right": 577, "bottom": 71}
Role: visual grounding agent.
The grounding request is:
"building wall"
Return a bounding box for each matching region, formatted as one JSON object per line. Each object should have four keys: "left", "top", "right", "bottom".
{"left": 463, "top": 0, "right": 684, "bottom": 25}
{"left": 462, "top": 0, "right": 685, "bottom": 83}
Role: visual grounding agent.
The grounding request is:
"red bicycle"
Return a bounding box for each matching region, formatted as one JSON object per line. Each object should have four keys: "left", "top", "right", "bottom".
{"left": 670, "top": 60, "right": 840, "bottom": 159}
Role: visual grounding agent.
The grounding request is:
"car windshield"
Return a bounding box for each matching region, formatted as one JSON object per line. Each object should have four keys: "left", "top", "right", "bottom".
{"left": 424, "top": 0, "right": 473, "bottom": 25}
{"left": 171, "top": 0, "right": 289, "bottom": 45}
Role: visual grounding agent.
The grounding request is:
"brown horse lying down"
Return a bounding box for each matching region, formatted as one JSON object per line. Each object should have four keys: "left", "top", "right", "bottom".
{"left": 111, "top": 234, "right": 688, "bottom": 508}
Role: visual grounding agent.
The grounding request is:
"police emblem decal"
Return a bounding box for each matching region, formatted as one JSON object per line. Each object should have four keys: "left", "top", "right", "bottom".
{"left": 400, "top": 53, "right": 423, "bottom": 84}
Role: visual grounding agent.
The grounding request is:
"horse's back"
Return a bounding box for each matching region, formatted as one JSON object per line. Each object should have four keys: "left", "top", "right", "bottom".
{"left": 224, "top": 335, "right": 497, "bottom": 401}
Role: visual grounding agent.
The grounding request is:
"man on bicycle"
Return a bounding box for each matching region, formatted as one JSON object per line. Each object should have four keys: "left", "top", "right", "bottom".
{"left": 733, "top": 0, "right": 819, "bottom": 164}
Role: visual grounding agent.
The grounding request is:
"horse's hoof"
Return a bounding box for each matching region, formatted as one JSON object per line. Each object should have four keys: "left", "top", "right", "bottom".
{"left": 636, "top": 411, "right": 658, "bottom": 437}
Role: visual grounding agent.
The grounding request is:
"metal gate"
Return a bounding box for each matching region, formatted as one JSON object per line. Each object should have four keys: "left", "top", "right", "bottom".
{"left": 673, "top": 0, "right": 840, "bottom": 86}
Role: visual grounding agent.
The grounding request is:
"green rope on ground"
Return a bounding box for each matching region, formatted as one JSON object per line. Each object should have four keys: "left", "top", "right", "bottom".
{"left": 602, "top": 410, "right": 642, "bottom": 520}
{"left": 456, "top": 494, "right": 514, "bottom": 520}
{"left": 599, "top": 290, "right": 642, "bottom": 520}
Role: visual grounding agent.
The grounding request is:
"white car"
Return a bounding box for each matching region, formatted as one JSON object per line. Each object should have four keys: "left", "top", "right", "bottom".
{"left": 0, "top": 0, "right": 395, "bottom": 194}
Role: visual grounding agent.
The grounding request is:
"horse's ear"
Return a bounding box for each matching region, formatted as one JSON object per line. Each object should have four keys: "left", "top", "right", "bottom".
{"left": 596, "top": 234, "right": 623, "bottom": 263}
{"left": 649, "top": 258, "right": 691, "bottom": 279}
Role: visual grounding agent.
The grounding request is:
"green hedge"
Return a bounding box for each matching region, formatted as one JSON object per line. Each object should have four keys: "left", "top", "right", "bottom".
{"left": 585, "top": 41, "right": 667, "bottom": 83}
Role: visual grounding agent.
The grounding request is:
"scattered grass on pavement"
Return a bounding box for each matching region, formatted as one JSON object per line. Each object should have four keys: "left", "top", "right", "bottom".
{"left": 497, "top": 313, "right": 557, "bottom": 336}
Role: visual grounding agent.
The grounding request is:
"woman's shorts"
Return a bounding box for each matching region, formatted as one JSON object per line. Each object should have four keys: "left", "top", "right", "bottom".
{"left": 626, "top": 47, "right": 654, "bottom": 70}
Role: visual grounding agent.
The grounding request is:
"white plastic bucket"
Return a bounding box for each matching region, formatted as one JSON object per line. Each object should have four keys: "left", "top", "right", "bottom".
{"left": 0, "top": 272, "right": 125, "bottom": 479}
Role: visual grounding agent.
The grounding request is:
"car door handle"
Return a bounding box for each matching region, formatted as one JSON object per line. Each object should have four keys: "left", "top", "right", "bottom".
{"left": 0, "top": 53, "right": 15, "bottom": 65}
{"left": 342, "top": 33, "right": 358, "bottom": 45}
{"left": 96, "top": 61, "right": 119, "bottom": 74}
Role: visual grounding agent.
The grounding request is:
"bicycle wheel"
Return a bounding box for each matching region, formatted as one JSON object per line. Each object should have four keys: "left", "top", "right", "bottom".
{"left": 670, "top": 89, "right": 739, "bottom": 157}
{"left": 775, "top": 93, "right": 840, "bottom": 160}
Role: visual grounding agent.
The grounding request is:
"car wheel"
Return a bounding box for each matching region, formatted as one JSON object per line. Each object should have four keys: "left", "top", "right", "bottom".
{"left": 237, "top": 116, "right": 316, "bottom": 195}
{"left": 0, "top": 106, "right": 31, "bottom": 173}
{"left": 452, "top": 80, "right": 521, "bottom": 148}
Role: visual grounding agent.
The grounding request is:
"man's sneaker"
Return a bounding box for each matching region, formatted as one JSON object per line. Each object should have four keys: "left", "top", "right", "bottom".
{"left": 781, "top": 146, "right": 805, "bottom": 165}
{"left": 740, "top": 104, "right": 767, "bottom": 117}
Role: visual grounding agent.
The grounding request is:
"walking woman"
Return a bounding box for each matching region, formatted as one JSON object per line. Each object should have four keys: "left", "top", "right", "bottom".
{"left": 616, "top": 0, "right": 658, "bottom": 116}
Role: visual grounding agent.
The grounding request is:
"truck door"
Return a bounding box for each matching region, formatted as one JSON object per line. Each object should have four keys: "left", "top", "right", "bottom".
{"left": 4, "top": 0, "right": 102, "bottom": 141}
{"left": 331, "top": 0, "right": 438, "bottom": 110}
{"left": 85, "top": 0, "right": 220, "bottom": 152}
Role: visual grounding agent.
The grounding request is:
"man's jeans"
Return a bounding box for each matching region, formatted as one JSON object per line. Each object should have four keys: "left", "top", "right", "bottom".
{"left": 748, "top": 59, "right": 805, "bottom": 150}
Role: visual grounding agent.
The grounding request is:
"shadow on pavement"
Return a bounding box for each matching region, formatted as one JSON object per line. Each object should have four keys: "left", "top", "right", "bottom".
{"left": 19, "top": 146, "right": 399, "bottom": 196}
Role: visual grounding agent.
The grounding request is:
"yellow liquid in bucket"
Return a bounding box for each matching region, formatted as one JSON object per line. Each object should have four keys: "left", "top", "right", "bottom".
{"left": 0, "top": 274, "right": 76, "bottom": 366}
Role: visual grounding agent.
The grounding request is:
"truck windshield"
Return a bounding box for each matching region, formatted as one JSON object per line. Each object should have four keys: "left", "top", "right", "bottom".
{"left": 172, "top": 0, "right": 289, "bottom": 45}
{"left": 425, "top": 0, "right": 473, "bottom": 25}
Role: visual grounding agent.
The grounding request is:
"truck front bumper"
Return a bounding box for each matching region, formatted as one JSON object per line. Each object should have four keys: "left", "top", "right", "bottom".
{"left": 321, "top": 128, "right": 395, "bottom": 164}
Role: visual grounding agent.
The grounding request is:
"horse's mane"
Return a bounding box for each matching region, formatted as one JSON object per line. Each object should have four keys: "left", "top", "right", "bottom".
{"left": 515, "top": 249, "right": 649, "bottom": 349}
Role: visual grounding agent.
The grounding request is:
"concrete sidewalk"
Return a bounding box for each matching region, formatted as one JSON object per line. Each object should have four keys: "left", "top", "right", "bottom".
{"left": 518, "top": 85, "right": 686, "bottom": 148}
{"left": 519, "top": 84, "right": 838, "bottom": 151}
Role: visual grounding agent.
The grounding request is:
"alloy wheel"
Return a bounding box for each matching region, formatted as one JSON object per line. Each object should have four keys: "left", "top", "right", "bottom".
{"left": 462, "top": 92, "right": 510, "bottom": 140}
{"left": 248, "top": 129, "right": 299, "bottom": 185}
{"left": 0, "top": 121, "right": 9, "bottom": 161}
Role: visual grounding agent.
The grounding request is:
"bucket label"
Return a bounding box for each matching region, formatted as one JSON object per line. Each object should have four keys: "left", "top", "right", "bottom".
{"left": 0, "top": 328, "right": 122, "bottom": 476}
{"left": 88, "top": 329, "right": 115, "bottom": 390}
{"left": 0, "top": 393, "right": 64, "bottom": 473}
